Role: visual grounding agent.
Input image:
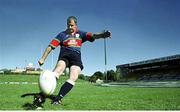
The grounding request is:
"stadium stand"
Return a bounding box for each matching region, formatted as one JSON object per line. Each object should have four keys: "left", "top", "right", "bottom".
{"left": 116, "top": 54, "right": 180, "bottom": 81}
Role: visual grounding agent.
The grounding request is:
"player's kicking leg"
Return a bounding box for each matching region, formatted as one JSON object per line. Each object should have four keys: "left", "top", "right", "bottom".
{"left": 53, "top": 60, "right": 66, "bottom": 79}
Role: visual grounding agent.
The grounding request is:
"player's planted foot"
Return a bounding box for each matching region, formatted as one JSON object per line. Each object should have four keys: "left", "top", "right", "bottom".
{"left": 51, "top": 97, "right": 62, "bottom": 105}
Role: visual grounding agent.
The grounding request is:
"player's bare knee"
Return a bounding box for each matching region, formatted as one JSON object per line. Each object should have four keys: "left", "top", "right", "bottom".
{"left": 54, "top": 60, "right": 66, "bottom": 77}
{"left": 69, "top": 65, "right": 81, "bottom": 82}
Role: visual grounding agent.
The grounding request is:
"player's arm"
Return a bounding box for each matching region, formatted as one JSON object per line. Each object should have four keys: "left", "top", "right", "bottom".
{"left": 38, "top": 34, "right": 61, "bottom": 66}
{"left": 93, "top": 30, "right": 111, "bottom": 39}
{"left": 38, "top": 46, "right": 53, "bottom": 66}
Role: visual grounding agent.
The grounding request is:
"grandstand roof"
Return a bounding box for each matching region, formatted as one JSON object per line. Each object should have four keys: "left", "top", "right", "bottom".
{"left": 117, "top": 54, "right": 180, "bottom": 68}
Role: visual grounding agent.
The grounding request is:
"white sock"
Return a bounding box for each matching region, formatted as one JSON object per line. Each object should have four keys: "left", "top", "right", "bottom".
{"left": 52, "top": 71, "right": 59, "bottom": 79}
{"left": 67, "top": 79, "right": 75, "bottom": 86}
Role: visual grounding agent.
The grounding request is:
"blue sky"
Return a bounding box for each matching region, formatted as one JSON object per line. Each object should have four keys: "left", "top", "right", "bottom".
{"left": 0, "top": 0, "right": 180, "bottom": 75}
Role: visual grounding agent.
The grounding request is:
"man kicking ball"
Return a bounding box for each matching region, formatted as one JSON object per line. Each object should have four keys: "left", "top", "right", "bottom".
{"left": 38, "top": 16, "right": 111, "bottom": 105}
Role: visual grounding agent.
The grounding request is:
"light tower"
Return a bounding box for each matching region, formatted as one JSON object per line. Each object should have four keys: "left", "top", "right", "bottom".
{"left": 104, "top": 38, "right": 107, "bottom": 82}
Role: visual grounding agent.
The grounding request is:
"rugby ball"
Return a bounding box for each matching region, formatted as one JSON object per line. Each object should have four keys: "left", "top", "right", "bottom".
{"left": 39, "top": 70, "right": 57, "bottom": 95}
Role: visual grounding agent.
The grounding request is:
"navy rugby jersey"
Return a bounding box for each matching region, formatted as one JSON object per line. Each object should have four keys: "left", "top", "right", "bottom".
{"left": 49, "top": 30, "right": 95, "bottom": 53}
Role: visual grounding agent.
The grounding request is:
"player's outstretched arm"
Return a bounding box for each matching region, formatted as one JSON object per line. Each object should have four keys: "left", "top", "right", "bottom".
{"left": 93, "top": 30, "right": 111, "bottom": 39}
{"left": 38, "top": 46, "right": 52, "bottom": 66}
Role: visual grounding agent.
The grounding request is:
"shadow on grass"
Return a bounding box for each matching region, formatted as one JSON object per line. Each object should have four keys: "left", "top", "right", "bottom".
{"left": 21, "top": 92, "right": 44, "bottom": 110}
{"left": 22, "top": 102, "right": 37, "bottom": 110}
{"left": 21, "top": 92, "right": 56, "bottom": 110}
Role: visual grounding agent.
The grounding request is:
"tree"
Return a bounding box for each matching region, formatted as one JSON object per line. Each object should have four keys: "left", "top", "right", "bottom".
{"left": 106, "top": 70, "right": 120, "bottom": 81}
{"left": 89, "top": 75, "right": 97, "bottom": 83}
{"left": 3, "top": 69, "right": 11, "bottom": 74}
{"left": 89, "top": 71, "right": 104, "bottom": 82}
{"left": 79, "top": 74, "right": 85, "bottom": 80}
{"left": 94, "top": 71, "right": 104, "bottom": 80}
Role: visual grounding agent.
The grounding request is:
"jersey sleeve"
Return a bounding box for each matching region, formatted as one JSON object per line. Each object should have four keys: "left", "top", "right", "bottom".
{"left": 49, "top": 33, "right": 62, "bottom": 49}
{"left": 79, "top": 30, "right": 95, "bottom": 43}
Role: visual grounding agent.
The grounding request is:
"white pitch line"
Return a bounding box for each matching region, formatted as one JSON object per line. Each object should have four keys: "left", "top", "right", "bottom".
{"left": 0, "top": 82, "right": 38, "bottom": 85}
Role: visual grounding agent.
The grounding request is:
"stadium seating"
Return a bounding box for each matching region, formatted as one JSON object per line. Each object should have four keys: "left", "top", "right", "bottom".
{"left": 117, "top": 54, "right": 180, "bottom": 82}
{"left": 136, "top": 72, "right": 180, "bottom": 82}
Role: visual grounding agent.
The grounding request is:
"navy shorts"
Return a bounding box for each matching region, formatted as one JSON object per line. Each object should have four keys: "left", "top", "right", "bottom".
{"left": 58, "top": 48, "right": 84, "bottom": 70}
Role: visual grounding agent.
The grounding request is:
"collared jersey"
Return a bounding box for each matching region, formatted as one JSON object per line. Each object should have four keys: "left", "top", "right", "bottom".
{"left": 49, "top": 30, "right": 95, "bottom": 53}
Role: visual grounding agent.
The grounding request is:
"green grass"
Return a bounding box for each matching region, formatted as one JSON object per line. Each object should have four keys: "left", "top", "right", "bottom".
{"left": 0, "top": 74, "right": 180, "bottom": 110}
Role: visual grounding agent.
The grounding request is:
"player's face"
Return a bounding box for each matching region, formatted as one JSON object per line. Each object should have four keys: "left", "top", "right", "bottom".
{"left": 67, "top": 19, "right": 77, "bottom": 34}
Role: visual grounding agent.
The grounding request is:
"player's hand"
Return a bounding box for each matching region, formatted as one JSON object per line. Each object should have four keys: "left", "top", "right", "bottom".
{"left": 38, "top": 59, "right": 44, "bottom": 66}
{"left": 103, "top": 30, "right": 111, "bottom": 38}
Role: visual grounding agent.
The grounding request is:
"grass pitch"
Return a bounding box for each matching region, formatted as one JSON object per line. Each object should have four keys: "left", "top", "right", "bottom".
{"left": 0, "top": 74, "right": 180, "bottom": 110}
